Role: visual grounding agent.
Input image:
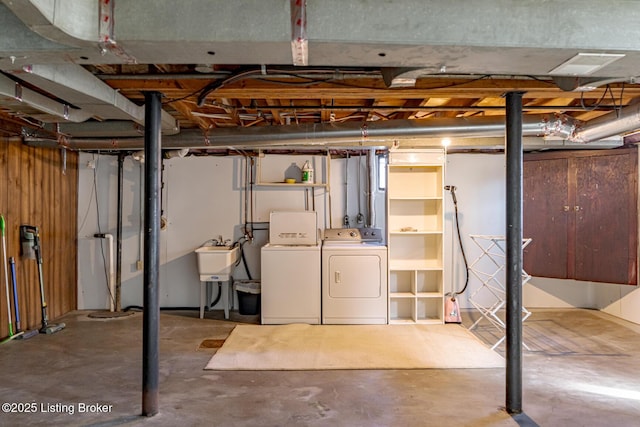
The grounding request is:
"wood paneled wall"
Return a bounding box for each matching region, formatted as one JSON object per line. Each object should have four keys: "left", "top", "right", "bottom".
{"left": 0, "top": 136, "right": 78, "bottom": 337}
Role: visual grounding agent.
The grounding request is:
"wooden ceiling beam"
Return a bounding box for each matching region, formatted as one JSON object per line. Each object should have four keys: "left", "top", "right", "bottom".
{"left": 393, "top": 99, "right": 427, "bottom": 120}
{"left": 265, "top": 99, "right": 284, "bottom": 125}
{"left": 219, "top": 98, "right": 241, "bottom": 126}
{"left": 97, "top": 74, "right": 640, "bottom": 130}
{"left": 104, "top": 77, "right": 640, "bottom": 101}
{"left": 320, "top": 99, "right": 333, "bottom": 123}
{"left": 171, "top": 100, "right": 213, "bottom": 130}
{"left": 438, "top": 98, "right": 481, "bottom": 118}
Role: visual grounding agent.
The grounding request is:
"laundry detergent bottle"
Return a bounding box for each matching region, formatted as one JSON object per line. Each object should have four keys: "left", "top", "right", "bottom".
{"left": 301, "top": 160, "right": 314, "bottom": 184}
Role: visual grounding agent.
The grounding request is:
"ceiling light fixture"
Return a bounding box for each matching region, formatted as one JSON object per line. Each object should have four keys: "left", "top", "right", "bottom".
{"left": 194, "top": 64, "right": 216, "bottom": 73}
{"left": 381, "top": 67, "right": 435, "bottom": 88}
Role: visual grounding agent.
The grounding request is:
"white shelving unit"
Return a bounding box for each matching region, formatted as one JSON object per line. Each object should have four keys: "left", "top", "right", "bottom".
{"left": 387, "top": 149, "right": 445, "bottom": 324}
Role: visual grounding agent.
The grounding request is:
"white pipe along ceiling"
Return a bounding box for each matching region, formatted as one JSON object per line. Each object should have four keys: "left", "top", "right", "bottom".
{"left": 2, "top": 0, "right": 640, "bottom": 149}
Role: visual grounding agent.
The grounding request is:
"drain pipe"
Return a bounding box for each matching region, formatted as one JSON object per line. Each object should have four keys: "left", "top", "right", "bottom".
{"left": 367, "top": 148, "right": 377, "bottom": 228}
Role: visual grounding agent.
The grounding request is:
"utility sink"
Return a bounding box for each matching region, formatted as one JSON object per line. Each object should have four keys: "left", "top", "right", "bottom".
{"left": 195, "top": 245, "right": 240, "bottom": 276}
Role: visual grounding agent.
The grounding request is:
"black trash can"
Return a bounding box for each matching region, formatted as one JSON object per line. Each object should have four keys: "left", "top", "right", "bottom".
{"left": 234, "top": 280, "right": 261, "bottom": 315}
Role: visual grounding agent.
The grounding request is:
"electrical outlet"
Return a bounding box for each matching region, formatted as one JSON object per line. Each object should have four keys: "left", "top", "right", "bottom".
{"left": 136, "top": 260, "right": 143, "bottom": 270}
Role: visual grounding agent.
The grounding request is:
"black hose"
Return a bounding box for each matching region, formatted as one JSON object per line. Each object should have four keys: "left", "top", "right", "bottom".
{"left": 123, "top": 280, "right": 223, "bottom": 312}
{"left": 446, "top": 185, "right": 469, "bottom": 297}
{"left": 231, "top": 237, "right": 253, "bottom": 280}
{"left": 124, "top": 305, "right": 199, "bottom": 312}
{"left": 209, "top": 282, "right": 223, "bottom": 308}
{"left": 240, "top": 246, "right": 252, "bottom": 280}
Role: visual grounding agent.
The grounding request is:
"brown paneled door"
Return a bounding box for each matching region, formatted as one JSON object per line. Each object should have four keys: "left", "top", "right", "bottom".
{"left": 573, "top": 152, "right": 638, "bottom": 284}
{"left": 523, "top": 157, "right": 570, "bottom": 279}
{"left": 524, "top": 148, "right": 638, "bottom": 286}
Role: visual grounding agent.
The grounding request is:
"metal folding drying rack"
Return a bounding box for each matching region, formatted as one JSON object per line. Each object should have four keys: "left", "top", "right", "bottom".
{"left": 467, "top": 235, "right": 532, "bottom": 350}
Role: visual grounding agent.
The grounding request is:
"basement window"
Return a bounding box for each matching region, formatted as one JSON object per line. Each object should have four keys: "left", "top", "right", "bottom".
{"left": 378, "top": 155, "right": 387, "bottom": 190}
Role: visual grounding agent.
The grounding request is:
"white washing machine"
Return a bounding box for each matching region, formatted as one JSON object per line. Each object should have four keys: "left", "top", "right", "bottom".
{"left": 261, "top": 211, "right": 321, "bottom": 325}
{"left": 322, "top": 228, "right": 388, "bottom": 324}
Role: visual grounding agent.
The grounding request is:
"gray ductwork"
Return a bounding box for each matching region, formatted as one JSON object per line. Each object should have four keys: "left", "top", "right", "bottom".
{"left": 381, "top": 67, "right": 437, "bottom": 88}
{"left": 571, "top": 103, "right": 640, "bottom": 142}
{"left": 0, "top": 72, "right": 93, "bottom": 122}
{"left": 2, "top": 0, "right": 98, "bottom": 46}
{"left": 41, "top": 120, "right": 145, "bottom": 138}
{"left": 552, "top": 76, "right": 637, "bottom": 92}
{"left": 23, "top": 114, "right": 589, "bottom": 150}
{"left": 8, "top": 64, "right": 179, "bottom": 135}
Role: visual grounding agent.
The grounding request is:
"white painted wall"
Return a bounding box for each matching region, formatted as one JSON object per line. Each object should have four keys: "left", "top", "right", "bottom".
{"left": 77, "top": 150, "right": 386, "bottom": 311}
{"left": 77, "top": 150, "right": 639, "bottom": 325}
{"left": 443, "top": 152, "right": 639, "bottom": 325}
{"left": 523, "top": 277, "right": 640, "bottom": 325}
{"left": 443, "top": 153, "right": 507, "bottom": 310}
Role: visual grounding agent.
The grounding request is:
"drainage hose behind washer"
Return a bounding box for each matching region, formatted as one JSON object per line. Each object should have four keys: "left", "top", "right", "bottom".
{"left": 445, "top": 185, "right": 469, "bottom": 297}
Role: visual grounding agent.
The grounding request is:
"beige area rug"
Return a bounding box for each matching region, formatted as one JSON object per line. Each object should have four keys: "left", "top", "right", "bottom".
{"left": 205, "top": 323, "right": 504, "bottom": 370}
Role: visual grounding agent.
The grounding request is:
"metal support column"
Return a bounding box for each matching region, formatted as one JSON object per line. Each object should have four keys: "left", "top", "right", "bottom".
{"left": 505, "top": 91, "right": 524, "bottom": 414}
{"left": 142, "top": 91, "right": 162, "bottom": 417}
{"left": 116, "top": 152, "right": 124, "bottom": 312}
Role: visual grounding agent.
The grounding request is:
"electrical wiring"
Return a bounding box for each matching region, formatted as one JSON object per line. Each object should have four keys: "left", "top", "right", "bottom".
{"left": 524, "top": 75, "right": 558, "bottom": 85}
{"left": 579, "top": 85, "right": 612, "bottom": 111}
{"left": 165, "top": 67, "right": 624, "bottom": 125}
{"left": 162, "top": 86, "right": 207, "bottom": 105}
{"left": 196, "top": 67, "right": 266, "bottom": 107}
{"left": 254, "top": 77, "right": 332, "bottom": 86}
{"left": 182, "top": 66, "right": 380, "bottom": 106}
{"left": 259, "top": 72, "right": 495, "bottom": 92}
{"left": 612, "top": 82, "right": 625, "bottom": 118}
{"left": 193, "top": 66, "right": 503, "bottom": 107}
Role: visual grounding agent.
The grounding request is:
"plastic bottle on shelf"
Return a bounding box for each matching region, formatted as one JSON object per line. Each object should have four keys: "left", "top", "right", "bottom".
{"left": 301, "top": 160, "right": 314, "bottom": 184}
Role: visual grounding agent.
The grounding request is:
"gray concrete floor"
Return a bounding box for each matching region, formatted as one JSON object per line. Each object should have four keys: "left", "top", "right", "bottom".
{"left": 0, "top": 308, "right": 639, "bottom": 426}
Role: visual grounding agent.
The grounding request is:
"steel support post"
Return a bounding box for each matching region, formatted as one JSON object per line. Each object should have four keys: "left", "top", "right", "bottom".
{"left": 142, "top": 91, "right": 162, "bottom": 417}
{"left": 505, "top": 91, "right": 524, "bottom": 414}
{"left": 116, "top": 152, "right": 124, "bottom": 312}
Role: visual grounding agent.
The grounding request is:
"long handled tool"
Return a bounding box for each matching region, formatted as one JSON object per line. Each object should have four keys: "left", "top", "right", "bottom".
{"left": 20, "top": 225, "right": 65, "bottom": 334}
{"left": 9, "top": 257, "right": 37, "bottom": 340}
{"left": 1, "top": 214, "right": 21, "bottom": 341}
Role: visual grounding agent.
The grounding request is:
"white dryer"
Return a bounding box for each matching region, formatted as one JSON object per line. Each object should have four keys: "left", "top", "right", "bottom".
{"left": 322, "top": 228, "right": 388, "bottom": 324}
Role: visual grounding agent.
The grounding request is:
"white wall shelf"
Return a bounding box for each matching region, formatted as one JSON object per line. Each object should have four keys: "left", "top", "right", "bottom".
{"left": 255, "top": 150, "right": 329, "bottom": 187}
{"left": 387, "top": 149, "right": 446, "bottom": 324}
{"left": 255, "top": 182, "right": 327, "bottom": 187}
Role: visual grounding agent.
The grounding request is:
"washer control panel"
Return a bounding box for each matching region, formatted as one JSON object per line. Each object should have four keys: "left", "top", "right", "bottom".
{"left": 323, "top": 227, "right": 383, "bottom": 243}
